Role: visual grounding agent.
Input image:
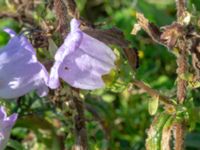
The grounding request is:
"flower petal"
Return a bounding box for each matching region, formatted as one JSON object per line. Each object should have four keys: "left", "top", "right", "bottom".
{"left": 0, "top": 107, "right": 17, "bottom": 150}
{"left": 54, "top": 32, "right": 82, "bottom": 61}
{"left": 3, "top": 28, "right": 16, "bottom": 38}
{"left": 80, "top": 33, "right": 116, "bottom": 67}
{"left": 58, "top": 49, "right": 109, "bottom": 89}
{"left": 49, "top": 18, "right": 116, "bottom": 90}
{"left": 48, "top": 31, "right": 82, "bottom": 89}
{"left": 0, "top": 29, "right": 49, "bottom": 99}
{"left": 48, "top": 61, "right": 61, "bottom": 89}
{"left": 0, "top": 107, "right": 6, "bottom": 121}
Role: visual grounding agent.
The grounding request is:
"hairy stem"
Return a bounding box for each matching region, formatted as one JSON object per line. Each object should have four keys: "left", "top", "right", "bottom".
{"left": 176, "top": 48, "right": 187, "bottom": 104}
{"left": 174, "top": 1, "right": 187, "bottom": 150}
{"left": 174, "top": 42, "right": 187, "bottom": 150}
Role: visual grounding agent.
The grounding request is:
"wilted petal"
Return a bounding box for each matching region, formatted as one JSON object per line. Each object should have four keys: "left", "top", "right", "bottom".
{"left": 0, "top": 106, "right": 17, "bottom": 150}
{"left": 0, "top": 28, "right": 49, "bottom": 99}
{"left": 48, "top": 18, "right": 116, "bottom": 90}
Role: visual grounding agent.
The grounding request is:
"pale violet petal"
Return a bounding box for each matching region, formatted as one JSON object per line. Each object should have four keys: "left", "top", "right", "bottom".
{"left": 0, "top": 28, "right": 49, "bottom": 99}
{"left": 3, "top": 28, "right": 16, "bottom": 38}
{"left": 48, "top": 18, "right": 116, "bottom": 90}
{"left": 70, "top": 18, "right": 81, "bottom": 32}
{"left": 0, "top": 107, "right": 6, "bottom": 121}
{"left": 0, "top": 106, "right": 17, "bottom": 150}
{"left": 54, "top": 32, "right": 82, "bottom": 61}
{"left": 58, "top": 50, "right": 107, "bottom": 89}
{"left": 49, "top": 31, "right": 82, "bottom": 89}
{"left": 48, "top": 61, "right": 61, "bottom": 89}
{"left": 79, "top": 32, "right": 116, "bottom": 66}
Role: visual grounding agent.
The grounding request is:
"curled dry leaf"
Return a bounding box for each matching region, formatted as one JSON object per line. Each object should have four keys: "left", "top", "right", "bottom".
{"left": 160, "top": 23, "right": 184, "bottom": 49}
{"left": 131, "top": 23, "right": 141, "bottom": 35}
{"left": 135, "top": 12, "right": 162, "bottom": 44}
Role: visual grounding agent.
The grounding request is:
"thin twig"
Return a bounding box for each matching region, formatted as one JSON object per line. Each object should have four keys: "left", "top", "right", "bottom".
{"left": 132, "top": 80, "right": 174, "bottom": 106}
{"left": 0, "top": 12, "right": 19, "bottom": 19}
{"left": 0, "top": 12, "right": 34, "bottom": 25}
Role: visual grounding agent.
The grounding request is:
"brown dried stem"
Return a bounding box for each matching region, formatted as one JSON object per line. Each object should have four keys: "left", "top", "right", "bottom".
{"left": 176, "top": 0, "right": 186, "bottom": 18}
{"left": 65, "top": 0, "right": 78, "bottom": 18}
{"left": 0, "top": 12, "right": 19, "bottom": 19}
{"left": 174, "top": 1, "right": 187, "bottom": 150}
{"left": 54, "top": 0, "right": 70, "bottom": 37}
{"left": 72, "top": 91, "right": 88, "bottom": 150}
{"left": 136, "top": 12, "right": 163, "bottom": 45}
{"left": 174, "top": 40, "right": 187, "bottom": 150}
{"left": 132, "top": 80, "right": 174, "bottom": 106}
{"left": 0, "top": 11, "right": 35, "bottom": 25}
{"left": 176, "top": 45, "right": 187, "bottom": 104}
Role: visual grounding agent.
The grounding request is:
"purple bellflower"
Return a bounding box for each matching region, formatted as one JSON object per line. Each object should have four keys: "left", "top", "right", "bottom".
{"left": 48, "top": 18, "right": 116, "bottom": 90}
{"left": 0, "top": 28, "right": 49, "bottom": 99}
{"left": 0, "top": 106, "right": 17, "bottom": 150}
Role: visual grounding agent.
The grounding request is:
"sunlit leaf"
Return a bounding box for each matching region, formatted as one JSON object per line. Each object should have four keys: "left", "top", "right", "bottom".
{"left": 7, "top": 139, "right": 26, "bottom": 150}
{"left": 148, "top": 96, "right": 159, "bottom": 116}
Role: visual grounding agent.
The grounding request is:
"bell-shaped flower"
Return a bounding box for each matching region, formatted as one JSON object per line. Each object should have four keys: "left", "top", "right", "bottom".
{"left": 0, "top": 28, "right": 49, "bottom": 99}
{"left": 48, "top": 18, "right": 116, "bottom": 90}
{"left": 0, "top": 106, "right": 18, "bottom": 150}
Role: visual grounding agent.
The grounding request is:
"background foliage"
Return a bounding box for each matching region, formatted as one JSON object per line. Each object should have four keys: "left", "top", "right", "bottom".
{"left": 0, "top": 0, "right": 200, "bottom": 149}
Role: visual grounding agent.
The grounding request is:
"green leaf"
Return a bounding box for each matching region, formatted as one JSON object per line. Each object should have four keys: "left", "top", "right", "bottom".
{"left": 146, "top": 112, "right": 171, "bottom": 150}
{"left": 180, "top": 73, "right": 200, "bottom": 89}
{"left": 48, "top": 38, "right": 58, "bottom": 57}
{"left": 180, "top": 72, "right": 193, "bottom": 81}
{"left": 161, "top": 116, "right": 174, "bottom": 150}
{"left": 148, "top": 96, "right": 159, "bottom": 116}
{"left": 7, "top": 139, "right": 26, "bottom": 150}
{"left": 188, "top": 80, "right": 200, "bottom": 89}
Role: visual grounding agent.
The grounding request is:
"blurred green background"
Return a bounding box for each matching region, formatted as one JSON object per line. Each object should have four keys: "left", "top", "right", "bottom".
{"left": 0, "top": 0, "right": 200, "bottom": 149}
